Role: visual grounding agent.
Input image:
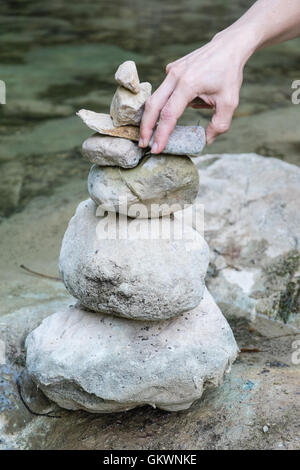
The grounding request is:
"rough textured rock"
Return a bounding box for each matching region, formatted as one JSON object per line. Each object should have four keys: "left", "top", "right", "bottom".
{"left": 110, "top": 82, "right": 152, "bottom": 127}
{"left": 59, "top": 199, "right": 209, "bottom": 320}
{"left": 82, "top": 134, "right": 143, "bottom": 168}
{"left": 88, "top": 154, "right": 199, "bottom": 218}
{"left": 25, "top": 288, "right": 238, "bottom": 413}
{"left": 150, "top": 125, "right": 206, "bottom": 156}
{"left": 76, "top": 109, "right": 140, "bottom": 141}
{"left": 195, "top": 153, "right": 300, "bottom": 329}
{"left": 115, "top": 60, "right": 140, "bottom": 94}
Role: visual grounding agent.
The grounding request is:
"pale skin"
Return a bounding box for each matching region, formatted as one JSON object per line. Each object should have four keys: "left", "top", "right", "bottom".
{"left": 139, "top": 0, "right": 300, "bottom": 153}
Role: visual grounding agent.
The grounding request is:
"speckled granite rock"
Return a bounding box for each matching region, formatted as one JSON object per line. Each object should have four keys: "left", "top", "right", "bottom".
{"left": 110, "top": 82, "right": 152, "bottom": 126}
{"left": 115, "top": 60, "right": 140, "bottom": 94}
{"left": 59, "top": 199, "right": 209, "bottom": 320}
{"left": 82, "top": 134, "right": 143, "bottom": 168}
{"left": 150, "top": 125, "right": 206, "bottom": 156}
{"left": 25, "top": 288, "right": 238, "bottom": 413}
{"left": 88, "top": 154, "right": 199, "bottom": 218}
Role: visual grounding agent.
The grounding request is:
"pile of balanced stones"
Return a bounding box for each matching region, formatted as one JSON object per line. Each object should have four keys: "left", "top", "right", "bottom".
{"left": 26, "top": 61, "right": 238, "bottom": 413}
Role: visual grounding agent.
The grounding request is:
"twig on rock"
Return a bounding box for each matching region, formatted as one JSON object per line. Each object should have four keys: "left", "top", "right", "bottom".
{"left": 16, "top": 375, "right": 61, "bottom": 418}
{"left": 20, "top": 264, "right": 61, "bottom": 281}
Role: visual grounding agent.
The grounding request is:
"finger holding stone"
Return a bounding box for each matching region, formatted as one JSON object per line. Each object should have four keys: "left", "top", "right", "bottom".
{"left": 151, "top": 88, "right": 192, "bottom": 154}
{"left": 139, "top": 74, "right": 177, "bottom": 148}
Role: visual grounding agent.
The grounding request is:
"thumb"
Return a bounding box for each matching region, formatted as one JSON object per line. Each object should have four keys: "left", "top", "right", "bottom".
{"left": 206, "top": 98, "right": 237, "bottom": 145}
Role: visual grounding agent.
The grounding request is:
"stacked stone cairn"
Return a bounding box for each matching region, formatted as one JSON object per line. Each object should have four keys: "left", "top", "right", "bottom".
{"left": 25, "top": 61, "right": 238, "bottom": 413}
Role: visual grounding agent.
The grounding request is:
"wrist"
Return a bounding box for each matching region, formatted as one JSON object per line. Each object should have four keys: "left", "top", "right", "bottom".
{"left": 212, "top": 23, "right": 261, "bottom": 67}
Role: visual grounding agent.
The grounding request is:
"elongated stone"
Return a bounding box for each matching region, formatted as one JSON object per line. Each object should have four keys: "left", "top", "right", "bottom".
{"left": 110, "top": 82, "right": 152, "bottom": 127}
{"left": 115, "top": 60, "right": 140, "bottom": 94}
{"left": 58, "top": 199, "right": 209, "bottom": 320}
{"left": 82, "top": 134, "right": 143, "bottom": 168}
{"left": 150, "top": 125, "right": 206, "bottom": 156}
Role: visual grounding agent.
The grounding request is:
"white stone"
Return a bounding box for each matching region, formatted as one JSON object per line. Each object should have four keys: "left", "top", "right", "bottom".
{"left": 110, "top": 82, "right": 152, "bottom": 127}
{"left": 115, "top": 61, "right": 140, "bottom": 94}
{"left": 25, "top": 288, "right": 238, "bottom": 413}
{"left": 82, "top": 134, "right": 143, "bottom": 168}
{"left": 88, "top": 154, "right": 199, "bottom": 218}
{"left": 59, "top": 199, "right": 209, "bottom": 320}
{"left": 195, "top": 153, "right": 300, "bottom": 328}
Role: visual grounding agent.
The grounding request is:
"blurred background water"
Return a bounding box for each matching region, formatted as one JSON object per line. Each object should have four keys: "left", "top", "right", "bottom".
{"left": 0, "top": 0, "right": 299, "bottom": 316}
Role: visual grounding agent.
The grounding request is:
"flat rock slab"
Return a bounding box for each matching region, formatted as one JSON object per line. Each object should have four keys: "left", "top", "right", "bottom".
{"left": 110, "top": 82, "right": 152, "bottom": 127}
{"left": 88, "top": 154, "right": 199, "bottom": 218}
{"left": 115, "top": 60, "right": 140, "bottom": 94}
{"left": 82, "top": 134, "right": 143, "bottom": 168}
{"left": 77, "top": 109, "right": 140, "bottom": 141}
{"left": 150, "top": 125, "right": 206, "bottom": 156}
{"left": 59, "top": 199, "right": 209, "bottom": 320}
{"left": 25, "top": 288, "right": 238, "bottom": 413}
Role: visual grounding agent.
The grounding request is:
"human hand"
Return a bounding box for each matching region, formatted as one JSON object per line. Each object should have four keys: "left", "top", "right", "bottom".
{"left": 139, "top": 31, "right": 248, "bottom": 153}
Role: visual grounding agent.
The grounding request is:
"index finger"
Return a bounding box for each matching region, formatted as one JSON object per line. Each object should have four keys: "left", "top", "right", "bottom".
{"left": 139, "top": 73, "right": 177, "bottom": 148}
{"left": 151, "top": 84, "right": 192, "bottom": 154}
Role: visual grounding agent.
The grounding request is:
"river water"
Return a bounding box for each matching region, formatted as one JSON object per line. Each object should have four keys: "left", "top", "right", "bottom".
{"left": 0, "top": 0, "right": 299, "bottom": 316}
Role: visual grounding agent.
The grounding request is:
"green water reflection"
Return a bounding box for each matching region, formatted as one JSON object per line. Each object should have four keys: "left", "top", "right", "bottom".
{"left": 0, "top": 0, "right": 300, "bottom": 217}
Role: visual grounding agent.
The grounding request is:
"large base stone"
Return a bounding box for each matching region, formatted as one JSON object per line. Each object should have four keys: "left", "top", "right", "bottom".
{"left": 25, "top": 289, "right": 238, "bottom": 413}
{"left": 59, "top": 199, "right": 209, "bottom": 320}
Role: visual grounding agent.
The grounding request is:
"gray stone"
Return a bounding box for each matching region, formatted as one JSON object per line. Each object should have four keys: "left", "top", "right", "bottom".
{"left": 59, "top": 199, "right": 209, "bottom": 320}
{"left": 115, "top": 60, "right": 140, "bottom": 94}
{"left": 82, "top": 134, "right": 143, "bottom": 168}
{"left": 110, "top": 82, "right": 152, "bottom": 127}
{"left": 88, "top": 154, "right": 199, "bottom": 218}
{"left": 150, "top": 125, "right": 206, "bottom": 156}
{"left": 25, "top": 288, "right": 238, "bottom": 413}
{"left": 194, "top": 153, "right": 300, "bottom": 329}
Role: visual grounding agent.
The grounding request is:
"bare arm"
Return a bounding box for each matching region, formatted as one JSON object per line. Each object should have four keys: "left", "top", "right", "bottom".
{"left": 139, "top": 0, "right": 300, "bottom": 153}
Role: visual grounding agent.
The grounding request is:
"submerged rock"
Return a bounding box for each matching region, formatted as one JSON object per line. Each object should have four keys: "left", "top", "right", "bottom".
{"left": 88, "top": 154, "right": 199, "bottom": 218}
{"left": 82, "top": 134, "right": 143, "bottom": 168}
{"left": 110, "top": 82, "right": 152, "bottom": 127}
{"left": 59, "top": 199, "right": 209, "bottom": 320}
{"left": 150, "top": 125, "right": 206, "bottom": 156}
{"left": 25, "top": 288, "right": 238, "bottom": 413}
{"left": 115, "top": 60, "right": 140, "bottom": 94}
